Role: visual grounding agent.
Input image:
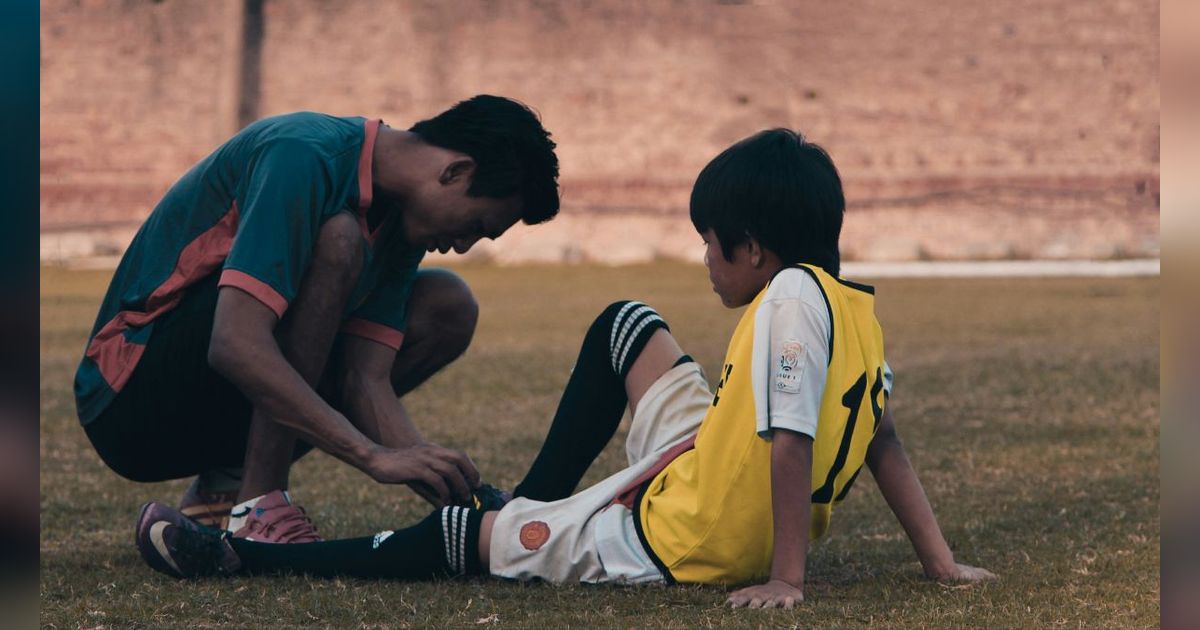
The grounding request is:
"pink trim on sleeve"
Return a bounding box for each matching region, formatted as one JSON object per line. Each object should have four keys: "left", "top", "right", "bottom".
{"left": 358, "top": 119, "right": 381, "bottom": 211}
{"left": 342, "top": 318, "right": 405, "bottom": 351}
{"left": 218, "top": 269, "right": 289, "bottom": 319}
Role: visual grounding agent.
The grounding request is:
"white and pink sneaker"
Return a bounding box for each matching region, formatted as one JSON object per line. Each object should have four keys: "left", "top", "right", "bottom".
{"left": 226, "top": 490, "right": 322, "bottom": 544}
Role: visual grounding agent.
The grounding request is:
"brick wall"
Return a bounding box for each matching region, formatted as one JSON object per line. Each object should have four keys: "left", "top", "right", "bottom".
{"left": 40, "top": 0, "right": 1159, "bottom": 261}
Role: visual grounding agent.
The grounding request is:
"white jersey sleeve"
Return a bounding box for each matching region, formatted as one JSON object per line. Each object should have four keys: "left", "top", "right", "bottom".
{"left": 883, "top": 359, "right": 894, "bottom": 398}
{"left": 751, "top": 269, "right": 831, "bottom": 440}
{"left": 751, "top": 268, "right": 895, "bottom": 440}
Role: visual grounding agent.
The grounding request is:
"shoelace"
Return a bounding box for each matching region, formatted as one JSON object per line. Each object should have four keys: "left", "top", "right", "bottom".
{"left": 472, "top": 484, "right": 512, "bottom": 511}
{"left": 251, "top": 504, "right": 322, "bottom": 543}
{"left": 174, "top": 523, "right": 234, "bottom": 576}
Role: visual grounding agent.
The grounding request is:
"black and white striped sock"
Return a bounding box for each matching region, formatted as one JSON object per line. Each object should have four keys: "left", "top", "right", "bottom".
{"left": 437, "top": 506, "right": 483, "bottom": 576}
{"left": 607, "top": 301, "right": 669, "bottom": 379}
{"left": 228, "top": 505, "right": 484, "bottom": 579}
{"left": 513, "top": 300, "right": 673, "bottom": 501}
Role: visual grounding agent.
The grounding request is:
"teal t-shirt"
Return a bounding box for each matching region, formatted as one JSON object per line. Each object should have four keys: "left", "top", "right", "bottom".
{"left": 75, "top": 112, "right": 423, "bottom": 425}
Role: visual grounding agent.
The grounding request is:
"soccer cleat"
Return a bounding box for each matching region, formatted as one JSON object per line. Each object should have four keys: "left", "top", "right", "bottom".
{"left": 178, "top": 478, "right": 238, "bottom": 529}
{"left": 135, "top": 502, "right": 241, "bottom": 579}
{"left": 228, "top": 490, "right": 322, "bottom": 543}
{"left": 471, "top": 483, "right": 512, "bottom": 511}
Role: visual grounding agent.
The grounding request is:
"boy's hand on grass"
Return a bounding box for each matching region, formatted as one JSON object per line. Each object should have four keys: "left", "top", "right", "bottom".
{"left": 927, "top": 562, "right": 997, "bottom": 583}
{"left": 727, "top": 579, "right": 805, "bottom": 609}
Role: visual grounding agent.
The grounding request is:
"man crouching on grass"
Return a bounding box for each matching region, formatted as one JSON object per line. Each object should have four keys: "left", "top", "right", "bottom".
{"left": 135, "top": 128, "right": 994, "bottom": 608}
{"left": 77, "top": 95, "right": 560, "bottom": 543}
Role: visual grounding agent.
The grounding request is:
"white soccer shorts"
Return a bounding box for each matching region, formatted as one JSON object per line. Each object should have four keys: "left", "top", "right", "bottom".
{"left": 488, "top": 361, "right": 712, "bottom": 584}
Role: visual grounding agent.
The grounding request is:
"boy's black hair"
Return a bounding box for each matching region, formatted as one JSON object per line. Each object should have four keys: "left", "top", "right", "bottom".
{"left": 690, "top": 129, "right": 844, "bottom": 276}
{"left": 409, "top": 95, "right": 560, "bottom": 225}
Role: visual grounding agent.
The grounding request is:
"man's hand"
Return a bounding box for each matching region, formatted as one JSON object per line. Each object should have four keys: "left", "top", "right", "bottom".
{"left": 927, "top": 562, "right": 997, "bottom": 583}
{"left": 366, "top": 443, "right": 481, "bottom": 507}
{"left": 727, "top": 579, "right": 805, "bottom": 609}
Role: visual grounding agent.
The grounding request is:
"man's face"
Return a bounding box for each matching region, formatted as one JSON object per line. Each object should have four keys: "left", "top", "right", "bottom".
{"left": 400, "top": 169, "right": 524, "bottom": 254}
{"left": 701, "top": 229, "right": 763, "bottom": 308}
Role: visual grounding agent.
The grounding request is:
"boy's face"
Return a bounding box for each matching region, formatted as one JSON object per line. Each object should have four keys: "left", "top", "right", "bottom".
{"left": 701, "top": 229, "right": 775, "bottom": 308}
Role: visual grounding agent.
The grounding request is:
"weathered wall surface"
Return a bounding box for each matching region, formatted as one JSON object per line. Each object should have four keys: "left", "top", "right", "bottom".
{"left": 41, "top": 0, "right": 1159, "bottom": 263}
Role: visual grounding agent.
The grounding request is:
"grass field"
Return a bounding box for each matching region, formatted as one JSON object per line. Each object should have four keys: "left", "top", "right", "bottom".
{"left": 41, "top": 263, "right": 1159, "bottom": 629}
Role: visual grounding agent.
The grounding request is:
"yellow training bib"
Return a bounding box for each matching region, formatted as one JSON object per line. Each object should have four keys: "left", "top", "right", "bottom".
{"left": 639, "top": 265, "right": 887, "bottom": 584}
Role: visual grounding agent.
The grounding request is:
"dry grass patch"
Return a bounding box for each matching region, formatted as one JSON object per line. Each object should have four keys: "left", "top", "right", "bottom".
{"left": 41, "top": 264, "right": 1158, "bottom": 628}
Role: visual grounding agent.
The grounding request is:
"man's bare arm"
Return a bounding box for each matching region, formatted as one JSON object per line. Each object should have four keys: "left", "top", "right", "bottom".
{"left": 338, "top": 335, "right": 481, "bottom": 504}
{"left": 338, "top": 336, "right": 426, "bottom": 448}
{"left": 208, "top": 288, "right": 475, "bottom": 505}
{"left": 865, "top": 403, "right": 996, "bottom": 581}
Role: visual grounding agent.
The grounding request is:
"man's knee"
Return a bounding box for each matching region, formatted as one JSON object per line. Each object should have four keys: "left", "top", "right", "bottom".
{"left": 313, "top": 213, "right": 363, "bottom": 280}
{"left": 412, "top": 269, "right": 479, "bottom": 357}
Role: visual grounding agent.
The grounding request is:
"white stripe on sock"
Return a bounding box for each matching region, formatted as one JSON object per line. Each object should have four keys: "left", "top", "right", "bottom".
{"left": 613, "top": 305, "right": 651, "bottom": 353}
{"left": 617, "top": 313, "right": 663, "bottom": 374}
{"left": 612, "top": 305, "right": 652, "bottom": 371}
{"left": 457, "top": 508, "right": 469, "bottom": 574}
{"left": 451, "top": 507, "right": 463, "bottom": 572}
{"left": 442, "top": 508, "right": 452, "bottom": 569}
{"left": 609, "top": 301, "right": 644, "bottom": 359}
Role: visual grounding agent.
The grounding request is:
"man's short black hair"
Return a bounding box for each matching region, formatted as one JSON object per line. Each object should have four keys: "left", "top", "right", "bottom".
{"left": 690, "top": 129, "right": 844, "bottom": 276}
{"left": 410, "top": 94, "right": 560, "bottom": 225}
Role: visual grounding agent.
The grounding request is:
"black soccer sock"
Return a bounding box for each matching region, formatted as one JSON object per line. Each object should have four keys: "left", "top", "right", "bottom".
{"left": 228, "top": 506, "right": 483, "bottom": 579}
{"left": 513, "top": 301, "right": 669, "bottom": 502}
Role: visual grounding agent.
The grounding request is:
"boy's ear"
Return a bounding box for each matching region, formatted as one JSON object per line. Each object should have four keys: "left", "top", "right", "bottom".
{"left": 438, "top": 158, "right": 475, "bottom": 186}
{"left": 746, "top": 236, "right": 765, "bottom": 267}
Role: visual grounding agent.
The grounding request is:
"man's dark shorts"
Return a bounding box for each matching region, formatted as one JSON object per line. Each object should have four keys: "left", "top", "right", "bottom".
{"left": 83, "top": 272, "right": 321, "bottom": 482}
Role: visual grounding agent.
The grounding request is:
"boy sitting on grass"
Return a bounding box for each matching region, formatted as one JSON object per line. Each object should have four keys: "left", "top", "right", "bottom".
{"left": 136, "top": 128, "right": 994, "bottom": 608}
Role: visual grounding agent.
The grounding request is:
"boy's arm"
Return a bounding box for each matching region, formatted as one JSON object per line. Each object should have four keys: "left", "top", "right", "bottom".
{"left": 728, "top": 429, "right": 812, "bottom": 609}
{"left": 866, "top": 403, "right": 996, "bottom": 581}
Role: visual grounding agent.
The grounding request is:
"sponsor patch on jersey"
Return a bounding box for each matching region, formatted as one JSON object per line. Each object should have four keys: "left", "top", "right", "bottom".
{"left": 776, "top": 339, "right": 805, "bottom": 393}
{"left": 519, "top": 521, "right": 551, "bottom": 551}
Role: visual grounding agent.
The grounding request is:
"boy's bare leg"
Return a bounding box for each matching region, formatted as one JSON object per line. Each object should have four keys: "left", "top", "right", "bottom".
{"left": 513, "top": 301, "right": 677, "bottom": 501}
{"left": 624, "top": 329, "right": 686, "bottom": 415}
{"left": 236, "top": 215, "right": 363, "bottom": 502}
{"left": 478, "top": 510, "right": 498, "bottom": 571}
{"left": 479, "top": 331, "right": 681, "bottom": 574}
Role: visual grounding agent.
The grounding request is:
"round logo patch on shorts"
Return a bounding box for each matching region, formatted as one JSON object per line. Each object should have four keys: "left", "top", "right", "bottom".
{"left": 519, "top": 521, "right": 551, "bottom": 551}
